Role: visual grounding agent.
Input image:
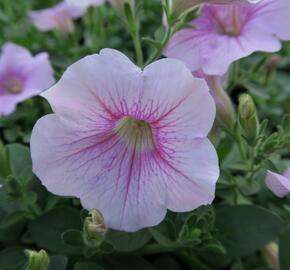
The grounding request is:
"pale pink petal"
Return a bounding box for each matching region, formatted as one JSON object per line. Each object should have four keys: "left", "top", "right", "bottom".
{"left": 21, "top": 53, "right": 55, "bottom": 98}
{"left": 143, "top": 59, "right": 216, "bottom": 138}
{"left": 0, "top": 99, "right": 16, "bottom": 116}
{"left": 283, "top": 168, "right": 290, "bottom": 179}
{"left": 0, "top": 43, "right": 32, "bottom": 74}
{"left": 252, "top": 0, "right": 290, "bottom": 40}
{"left": 31, "top": 113, "right": 166, "bottom": 231}
{"left": 29, "top": 2, "right": 86, "bottom": 32}
{"left": 42, "top": 49, "right": 141, "bottom": 124}
{"left": 266, "top": 170, "right": 290, "bottom": 198}
{"left": 66, "top": 0, "right": 105, "bottom": 8}
{"left": 163, "top": 138, "right": 219, "bottom": 211}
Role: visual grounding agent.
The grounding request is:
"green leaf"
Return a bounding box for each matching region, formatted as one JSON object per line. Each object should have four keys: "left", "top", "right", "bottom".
{"left": 149, "top": 219, "right": 176, "bottom": 247}
{"left": 0, "top": 211, "right": 27, "bottom": 229}
{"left": 106, "top": 256, "right": 155, "bottom": 270}
{"left": 105, "top": 229, "right": 151, "bottom": 252}
{"left": 29, "top": 207, "right": 83, "bottom": 255}
{"left": 62, "top": 229, "right": 84, "bottom": 248}
{"left": 74, "top": 262, "right": 104, "bottom": 270}
{"left": 48, "top": 255, "right": 68, "bottom": 270}
{"left": 0, "top": 208, "right": 26, "bottom": 244}
{"left": 0, "top": 247, "right": 26, "bottom": 270}
{"left": 282, "top": 114, "right": 290, "bottom": 133}
{"left": 215, "top": 205, "right": 284, "bottom": 257}
{"left": 279, "top": 227, "right": 290, "bottom": 270}
{"left": 6, "top": 144, "right": 33, "bottom": 182}
{"left": 0, "top": 140, "right": 10, "bottom": 179}
{"left": 154, "top": 255, "right": 181, "bottom": 270}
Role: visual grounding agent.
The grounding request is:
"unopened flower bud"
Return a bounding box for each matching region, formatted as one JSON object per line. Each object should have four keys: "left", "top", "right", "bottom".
{"left": 25, "top": 249, "right": 49, "bottom": 270}
{"left": 261, "top": 242, "right": 280, "bottom": 270}
{"left": 265, "top": 55, "right": 282, "bottom": 73}
{"left": 109, "top": 0, "right": 134, "bottom": 15}
{"left": 83, "top": 209, "right": 107, "bottom": 248}
{"left": 207, "top": 75, "right": 236, "bottom": 130}
{"left": 238, "top": 94, "right": 260, "bottom": 145}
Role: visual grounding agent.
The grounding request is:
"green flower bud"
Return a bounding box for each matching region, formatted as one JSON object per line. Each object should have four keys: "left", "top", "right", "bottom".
{"left": 109, "top": 0, "right": 134, "bottom": 15}
{"left": 238, "top": 94, "right": 260, "bottom": 145}
{"left": 25, "top": 249, "right": 49, "bottom": 270}
{"left": 83, "top": 209, "right": 107, "bottom": 248}
{"left": 261, "top": 242, "right": 280, "bottom": 270}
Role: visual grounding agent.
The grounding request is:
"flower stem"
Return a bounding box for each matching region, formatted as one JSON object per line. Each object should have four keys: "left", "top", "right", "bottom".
{"left": 130, "top": 29, "right": 144, "bottom": 67}
{"left": 144, "top": 26, "right": 172, "bottom": 67}
{"left": 177, "top": 251, "right": 213, "bottom": 270}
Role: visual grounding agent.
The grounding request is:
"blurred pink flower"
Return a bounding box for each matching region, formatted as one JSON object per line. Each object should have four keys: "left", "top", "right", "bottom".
{"left": 66, "top": 0, "right": 105, "bottom": 9}
{"left": 170, "top": 0, "right": 262, "bottom": 18}
{"left": 0, "top": 43, "right": 54, "bottom": 116}
{"left": 266, "top": 170, "right": 290, "bottom": 198}
{"left": 165, "top": 0, "right": 290, "bottom": 75}
{"left": 31, "top": 49, "right": 219, "bottom": 232}
{"left": 29, "top": 2, "right": 87, "bottom": 33}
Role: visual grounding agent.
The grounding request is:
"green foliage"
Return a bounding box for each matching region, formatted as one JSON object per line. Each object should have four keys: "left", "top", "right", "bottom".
{"left": 74, "top": 262, "right": 104, "bottom": 270}
{"left": 279, "top": 227, "right": 290, "bottom": 270}
{"left": 215, "top": 205, "right": 284, "bottom": 257}
{"left": 29, "top": 207, "right": 83, "bottom": 254}
{"left": 105, "top": 229, "right": 151, "bottom": 252}
{"left": 0, "top": 0, "right": 290, "bottom": 269}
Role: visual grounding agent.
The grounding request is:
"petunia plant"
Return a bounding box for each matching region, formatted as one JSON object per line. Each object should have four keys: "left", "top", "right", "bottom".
{"left": 1, "top": 0, "right": 290, "bottom": 269}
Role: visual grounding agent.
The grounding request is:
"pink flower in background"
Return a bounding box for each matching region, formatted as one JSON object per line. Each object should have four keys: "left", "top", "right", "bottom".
{"left": 31, "top": 49, "right": 219, "bottom": 232}
{"left": 165, "top": 0, "right": 290, "bottom": 75}
{"left": 0, "top": 43, "right": 54, "bottom": 116}
{"left": 66, "top": 0, "right": 105, "bottom": 9}
{"left": 29, "top": 2, "right": 87, "bottom": 33}
{"left": 170, "top": 0, "right": 262, "bottom": 18}
{"left": 266, "top": 170, "right": 290, "bottom": 198}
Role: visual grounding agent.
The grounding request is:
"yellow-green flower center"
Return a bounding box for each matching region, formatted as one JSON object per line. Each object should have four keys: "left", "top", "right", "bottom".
{"left": 114, "top": 117, "right": 154, "bottom": 152}
{"left": 4, "top": 77, "right": 23, "bottom": 94}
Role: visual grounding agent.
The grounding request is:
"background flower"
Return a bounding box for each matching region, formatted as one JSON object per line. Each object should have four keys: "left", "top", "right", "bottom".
{"left": 0, "top": 43, "right": 54, "bottom": 116}
{"left": 165, "top": 0, "right": 290, "bottom": 75}
{"left": 31, "top": 49, "right": 219, "bottom": 232}
{"left": 266, "top": 169, "right": 290, "bottom": 198}
{"left": 169, "top": 0, "right": 263, "bottom": 19}
{"left": 29, "top": 1, "right": 87, "bottom": 33}
{"left": 66, "top": 0, "right": 105, "bottom": 9}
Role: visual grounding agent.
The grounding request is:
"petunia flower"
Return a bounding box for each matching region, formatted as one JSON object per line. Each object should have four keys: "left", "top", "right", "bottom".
{"left": 65, "top": 0, "right": 105, "bottom": 9}
{"left": 165, "top": 0, "right": 290, "bottom": 75}
{"left": 29, "top": 1, "right": 87, "bottom": 33}
{"left": 266, "top": 169, "right": 290, "bottom": 198}
{"left": 0, "top": 43, "right": 54, "bottom": 116}
{"left": 169, "top": 0, "right": 262, "bottom": 19}
{"left": 31, "top": 49, "right": 219, "bottom": 232}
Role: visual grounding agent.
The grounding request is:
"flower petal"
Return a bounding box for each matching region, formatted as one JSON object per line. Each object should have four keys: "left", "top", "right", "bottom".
{"left": 0, "top": 43, "right": 32, "bottom": 74}
{"left": 252, "top": 0, "right": 290, "bottom": 40}
{"left": 22, "top": 53, "right": 55, "bottom": 97}
{"left": 31, "top": 114, "right": 167, "bottom": 232}
{"left": 143, "top": 58, "right": 216, "bottom": 137}
{"left": 266, "top": 170, "right": 290, "bottom": 198}
{"left": 161, "top": 138, "right": 219, "bottom": 211}
{"left": 42, "top": 49, "right": 141, "bottom": 124}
